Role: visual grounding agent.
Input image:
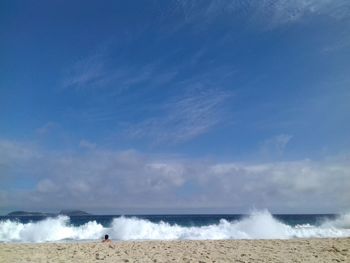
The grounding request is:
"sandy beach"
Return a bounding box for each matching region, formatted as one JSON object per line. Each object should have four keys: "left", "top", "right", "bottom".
{"left": 0, "top": 238, "right": 349, "bottom": 263}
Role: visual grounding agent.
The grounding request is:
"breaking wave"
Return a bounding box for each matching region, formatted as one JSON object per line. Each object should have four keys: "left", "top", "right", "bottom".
{"left": 1, "top": 211, "right": 349, "bottom": 243}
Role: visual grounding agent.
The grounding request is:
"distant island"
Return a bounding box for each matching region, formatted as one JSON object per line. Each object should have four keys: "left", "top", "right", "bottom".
{"left": 59, "top": 210, "right": 91, "bottom": 216}
{"left": 6, "top": 210, "right": 91, "bottom": 216}
{"left": 6, "top": 211, "right": 56, "bottom": 217}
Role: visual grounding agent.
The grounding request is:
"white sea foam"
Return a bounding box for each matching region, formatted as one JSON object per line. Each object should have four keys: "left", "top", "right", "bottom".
{"left": 1, "top": 211, "right": 349, "bottom": 243}
{"left": 321, "top": 212, "right": 350, "bottom": 229}
{"left": 0, "top": 216, "right": 104, "bottom": 243}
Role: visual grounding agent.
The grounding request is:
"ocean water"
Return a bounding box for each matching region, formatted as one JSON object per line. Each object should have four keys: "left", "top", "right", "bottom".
{"left": 1, "top": 210, "right": 350, "bottom": 243}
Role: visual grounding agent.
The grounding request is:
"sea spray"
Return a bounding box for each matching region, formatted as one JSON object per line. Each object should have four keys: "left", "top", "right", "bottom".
{"left": 321, "top": 212, "right": 350, "bottom": 229}
{"left": 1, "top": 211, "right": 350, "bottom": 243}
{"left": 0, "top": 216, "right": 104, "bottom": 242}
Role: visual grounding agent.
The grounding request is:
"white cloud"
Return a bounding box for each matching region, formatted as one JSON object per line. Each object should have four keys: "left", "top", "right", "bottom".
{"left": 260, "top": 134, "right": 293, "bottom": 157}
{"left": 37, "top": 179, "right": 59, "bottom": 193}
{"left": 147, "top": 163, "right": 186, "bottom": 187}
{"left": 36, "top": 122, "right": 60, "bottom": 135}
{"left": 1, "top": 139, "right": 350, "bottom": 214}
{"left": 0, "top": 140, "right": 41, "bottom": 163}
{"left": 79, "top": 139, "right": 97, "bottom": 150}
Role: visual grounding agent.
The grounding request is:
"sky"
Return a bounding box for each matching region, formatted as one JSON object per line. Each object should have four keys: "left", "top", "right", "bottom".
{"left": 1, "top": 0, "right": 350, "bottom": 214}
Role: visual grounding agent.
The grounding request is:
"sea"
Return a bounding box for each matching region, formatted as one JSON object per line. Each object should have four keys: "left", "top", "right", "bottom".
{"left": 1, "top": 210, "right": 350, "bottom": 243}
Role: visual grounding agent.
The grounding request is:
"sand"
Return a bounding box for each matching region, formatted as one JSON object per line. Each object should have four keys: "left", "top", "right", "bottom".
{"left": 0, "top": 238, "right": 349, "bottom": 263}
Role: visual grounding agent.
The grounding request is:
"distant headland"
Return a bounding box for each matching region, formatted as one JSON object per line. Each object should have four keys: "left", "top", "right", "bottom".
{"left": 6, "top": 210, "right": 91, "bottom": 216}
{"left": 59, "top": 210, "right": 91, "bottom": 216}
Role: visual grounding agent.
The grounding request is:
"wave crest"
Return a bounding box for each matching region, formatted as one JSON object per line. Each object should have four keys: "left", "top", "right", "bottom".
{"left": 0, "top": 216, "right": 104, "bottom": 242}
{"left": 1, "top": 211, "right": 350, "bottom": 243}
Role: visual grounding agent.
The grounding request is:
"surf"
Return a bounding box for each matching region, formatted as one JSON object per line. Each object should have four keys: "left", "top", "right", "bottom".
{"left": 1, "top": 210, "right": 349, "bottom": 243}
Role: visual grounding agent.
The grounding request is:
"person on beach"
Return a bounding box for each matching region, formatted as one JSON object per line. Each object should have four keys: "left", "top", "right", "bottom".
{"left": 102, "top": 234, "right": 112, "bottom": 243}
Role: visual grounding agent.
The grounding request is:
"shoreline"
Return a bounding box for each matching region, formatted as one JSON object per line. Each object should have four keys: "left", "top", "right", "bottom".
{"left": 1, "top": 238, "right": 349, "bottom": 262}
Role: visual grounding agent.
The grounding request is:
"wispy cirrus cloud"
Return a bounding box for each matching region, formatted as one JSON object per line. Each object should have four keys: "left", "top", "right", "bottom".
{"left": 173, "top": 0, "right": 350, "bottom": 30}
{"left": 61, "top": 39, "right": 236, "bottom": 143}
{"left": 62, "top": 52, "right": 108, "bottom": 90}
{"left": 322, "top": 34, "right": 350, "bottom": 53}
{"left": 247, "top": 0, "right": 350, "bottom": 26}
{"left": 62, "top": 49, "right": 178, "bottom": 93}
{"left": 127, "top": 88, "right": 232, "bottom": 143}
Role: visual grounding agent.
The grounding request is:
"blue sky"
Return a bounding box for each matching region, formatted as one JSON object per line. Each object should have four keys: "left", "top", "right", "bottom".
{"left": 1, "top": 0, "right": 350, "bottom": 214}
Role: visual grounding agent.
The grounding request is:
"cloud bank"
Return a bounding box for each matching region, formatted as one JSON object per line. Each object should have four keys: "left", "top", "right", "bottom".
{"left": 1, "top": 139, "right": 349, "bottom": 214}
